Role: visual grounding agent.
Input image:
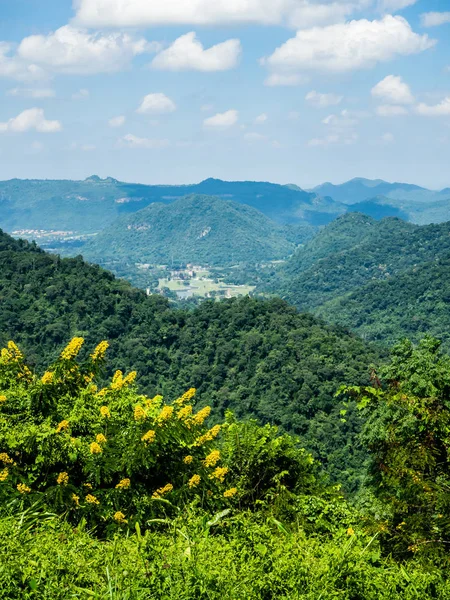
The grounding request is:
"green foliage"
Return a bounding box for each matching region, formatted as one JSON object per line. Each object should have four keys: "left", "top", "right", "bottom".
{"left": 0, "top": 229, "right": 384, "bottom": 489}
{"left": 342, "top": 338, "right": 450, "bottom": 558}
{"left": 82, "top": 195, "right": 300, "bottom": 267}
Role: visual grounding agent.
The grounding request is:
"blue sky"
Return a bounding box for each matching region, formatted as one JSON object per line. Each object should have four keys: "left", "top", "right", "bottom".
{"left": 0, "top": 0, "right": 449, "bottom": 188}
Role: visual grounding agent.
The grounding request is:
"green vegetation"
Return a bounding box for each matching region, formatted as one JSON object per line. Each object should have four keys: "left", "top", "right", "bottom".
{"left": 82, "top": 195, "right": 302, "bottom": 266}
{"left": 0, "top": 229, "right": 384, "bottom": 490}
{"left": 1, "top": 336, "right": 450, "bottom": 597}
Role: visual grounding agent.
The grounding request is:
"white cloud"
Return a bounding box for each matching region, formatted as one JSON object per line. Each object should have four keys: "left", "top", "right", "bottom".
{"left": 371, "top": 75, "right": 414, "bottom": 104}
{"left": 0, "top": 42, "right": 47, "bottom": 81}
{"left": 72, "top": 88, "right": 90, "bottom": 100}
{"left": 203, "top": 109, "right": 238, "bottom": 128}
{"left": 151, "top": 32, "right": 241, "bottom": 72}
{"left": 137, "top": 93, "right": 176, "bottom": 115}
{"left": 264, "top": 73, "right": 308, "bottom": 86}
{"left": 263, "top": 16, "right": 435, "bottom": 74}
{"left": 74, "top": 0, "right": 364, "bottom": 29}
{"left": 322, "top": 109, "right": 358, "bottom": 128}
{"left": 244, "top": 132, "right": 268, "bottom": 142}
{"left": 6, "top": 87, "right": 55, "bottom": 98}
{"left": 0, "top": 108, "right": 61, "bottom": 133}
{"left": 119, "top": 134, "right": 170, "bottom": 149}
{"left": 421, "top": 12, "right": 450, "bottom": 27}
{"left": 16, "top": 26, "right": 156, "bottom": 75}
{"left": 378, "top": 0, "right": 418, "bottom": 12}
{"left": 254, "top": 113, "right": 268, "bottom": 124}
{"left": 415, "top": 97, "right": 450, "bottom": 116}
{"left": 305, "top": 90, "right": 343, "bottom": 107}
{"left": 109, "top": 115, "right": 126, "bottom": 127}
{"left": 376, "top": 104, "right": 408, "bottom": 116}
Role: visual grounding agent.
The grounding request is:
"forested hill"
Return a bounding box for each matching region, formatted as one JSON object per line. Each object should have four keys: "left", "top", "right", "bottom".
{"left": 267, "top": 214, "right": 450, "bottom": 312}
{"left": 0, "top": 228, "right": 383, "bottom": 487}
{"left": 81, "top": 194, "right": 304, "bottom": 266}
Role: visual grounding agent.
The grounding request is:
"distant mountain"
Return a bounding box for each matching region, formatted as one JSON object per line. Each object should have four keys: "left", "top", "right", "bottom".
{"left": 348, "top": 197, "right": 409, "bottom": 220}
{"left": 82, "top": 194, "right": 303, "bottom": 266}
{"left": 0, "top": 176, "right": 343, "bottom": 234}
{"left": 264, "top": 213, "right": 450, "bottom": 312}
{"left": 312, "top": 178, "right": 433, "bottom": 205}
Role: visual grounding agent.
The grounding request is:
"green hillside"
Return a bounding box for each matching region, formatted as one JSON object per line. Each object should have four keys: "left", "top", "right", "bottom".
{"left": 316, "top": 255, "right": 450, "bottom": 349}
{"left": 82, "top": 194, "right": 301, "bottom": 266}
{"left": 0, "top": 228, "right": 383, "bottom": 487}
{"left": 268, "top": 214, "right": 450, "bottom": 312}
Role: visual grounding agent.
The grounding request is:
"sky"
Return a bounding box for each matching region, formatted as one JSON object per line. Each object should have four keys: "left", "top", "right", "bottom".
{"left": 0, "top": 0, "right": 449, "bottom": 188}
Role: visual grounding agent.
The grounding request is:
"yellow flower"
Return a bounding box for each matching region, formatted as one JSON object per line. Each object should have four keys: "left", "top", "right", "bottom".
{"left": 0, "top": 468, "right": 8, "bottom": 481}
{"left": 116, "top": 478, "right": 131, "bottom": 489}
{"left": 157, "top": 405, "right": 174, "bottom": 424}
{"left": 177, "top": 405, "right": 193, "bottom": 420}
{"left": 84, "top": 373, "right": 94, "bottom": 384}
{"left": 203, "top": 450, "right": 220, "bottom": 468}
{"left": 183, "top": 455, "right": 194, "bottom": 465}
{"left": 175, "top": 388, "right": 197, "bottom": 405}
{"left": 90, "top": 442, "right": 102, "bottom": 454}
{"left": 85, "top": 494, "right": 100, "bottom": 505}
{"left": 141, "top": 430, "right": 156, "bottom": 444}
{"left": 134, "top": 405, "right": 146, "bottom": 421}
{"left": 189, "top": 474, "right": 201, "bottom": 488}
{"left": 7, "top": 341, "right": 23, "bottom": 361}
{"left": 57, "top": 472, "right": 69, "bottom": 486}
{"left": 97, "top": 389, "right": 108, "bottom": 398}
{"left": 194, "top": 425, "right": 221, "bottom": 447}
{"left": 408, "top": 544, "right": 418, "bottom": 553}
{"left": 60, "top": 337, "right": 84, "bottom": 361}
{"left": 123, "top": 371, "right": 137, "bottom": 386}
{"left": 41, "top": 371, "right": 54, "bottom": 385}
{"left": 83, "top": 482, "right": 93, "bottom": 489}
{"left": 0, "top": 395, "right": 6, "bottom": 403}
{"left": 55, "top": 420, "right": 70, "bottom": 433}
{"left": 192, "top": 406, "right": 211, "bottom": 426}
{"left": 209, "top": 467, "right": 229, "bottom": 483}
{"left": 224, "top": 488, "right": 238, "bottom": 498}
{"left": 347, "top": 528, "right": 355, "bottom": 536}
{"left": 152, "top": 483, "right": 173, "bottom": 499}
{"left": 72, "top": 493, "right": 80, "bottom": 506}
{"left": 110, "top": 370, "right": 124, "bottom": 390}
{"left": 96, "top": 433, "right": 107, "bottom": 444}
{"left": 114, "top": 511, "right": 127, "bottom": 524}
{"left": 100, "top": 405, "right": 111, "bottom": 418}
{"left": 90, "top": 341, "right": 109, "bottom": 362}
{"left": 0, "top": 453, "right": 14, "bottom": 465}
{"left": 17, "top": 483, "right": 31, "bottom": 494}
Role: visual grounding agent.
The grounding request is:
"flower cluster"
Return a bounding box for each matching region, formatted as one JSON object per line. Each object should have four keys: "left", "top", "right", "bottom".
{"left": 0, "top": 395, "right": 6, "bottom": 404}
{"left": 90, "top": 442, "right": 102, "bottom": 454}
{"left": 203, "top": 450, "right": 221, "bottom": 468}
{"left": 188, "top": 474, "right": 201, "bottom": 488}
{"left": 85, "top": 494, "right": 100, "bottom": 505}
{"left": 0, "top": 469, "right": 8, "bottom": 481}
{"left": 60, "top": 337, "right": 84, "bottom": 361}
{"left": 152, "top": 483, "right": 173, "bottom": 499}
{"left": 134, "top": 405, "right": 146, "bottom": 421}
{"left": 116, "top": 478, "right": 131, "bottom": 489}
{"left": 157, "top": 405, "right": 174, "bottom": 424}
{"left": 183, "top": 455, "right": 193, "bottom": 465}
{"left": 194, "top": 425, "right": 221, "bottom": 447}
{"left": 56, "top": 420, "right": 70, "bottom": 433}
{"left": 209, "top": 467, "right": 229, "bottom": 483}
{"left": 175, "top": 388, "right": 197, "bottom": 405}
{"left": 192, "top": 406, "right": 211, "bottom": 426}
{"left": 223, "top": 488, "right": 238, "bottom": 498}
{"left": 111, "top": 370, "right": 137, "bottom": 391}
{"left": 17, "top": 483, "right": 31, "bottom": 494}
{"left": 96, "top": 433, "right": 107, "bottom": 444}
{"left": 2, "top": 341, "right": 24, "bottom": 363}
{"left": 0, "top": 453, "right": 14, "bottom": 465}
{"left": 90, "top": 341, "right": 109, "bottom": 362}
{"left": 57, "top": 472, "right": 69, "bottom": 486}
{"left": 177, "top": 405, "right": 193, "bottom": 420}
{"left": 41, "top": 371, "right": 54, "bottom": 385}
{"left": 100, "top": 405, "right": 111, "bottom": 418}
{"left": 114, "top": 511, "right": 127, "bottom": 524}
{"left": 141, "top": 430, "right": 156, "bottom": 444}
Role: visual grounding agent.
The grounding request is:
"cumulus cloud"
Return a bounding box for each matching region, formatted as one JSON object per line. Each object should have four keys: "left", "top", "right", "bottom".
{"left": 264, "top": 73, "right": 308, "bottom": 86}
{"left": 0, "top": 42, "right": 47, "bottom": 81}
{"left": 322, "top": 109, "right": 358, "bottom": 128}
{"left": 74, "top": 0, "right": 364, "bottom": 28}
{"left": 371, "top": 75, "right": 414, "bottom": 105}
{"left": 151, "top": 32, "right": 241, "bottom": 72}
{"left": 0, "top": 108, "right": 61, "bottom": 133}
{"left": 6, "top": 87, "right": 55, "bottom": 98}
{"left": 376, "top": 104, "right": 408, "bottom": 116}
{"left": 305, "top": 90, "right": 343, "bottom": 107}
{"left": 262, "top": 16, "right": 435, "bottom": 75}
{"left": 118, "top": 134, "right": 170, "bottom": 149}
{"left": 137, "top": 93, "right": 176, "bottom": 115}
{"left": 254, "top": 113, "right": 268, "bottom": 124}
{"left": 203, "top": 109, "right": 239, "bottom": 128}
{"left": 421, "top": 12, "right": 450, "bottom": 27}
{"left": 415, "top": 97, "right": 450, "bottom": 116}
{"left": 16, "top": 26, "right": 157, "bottom": 75}
{"left": 109, "top": 115, "right": 126, "bottom": 127}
